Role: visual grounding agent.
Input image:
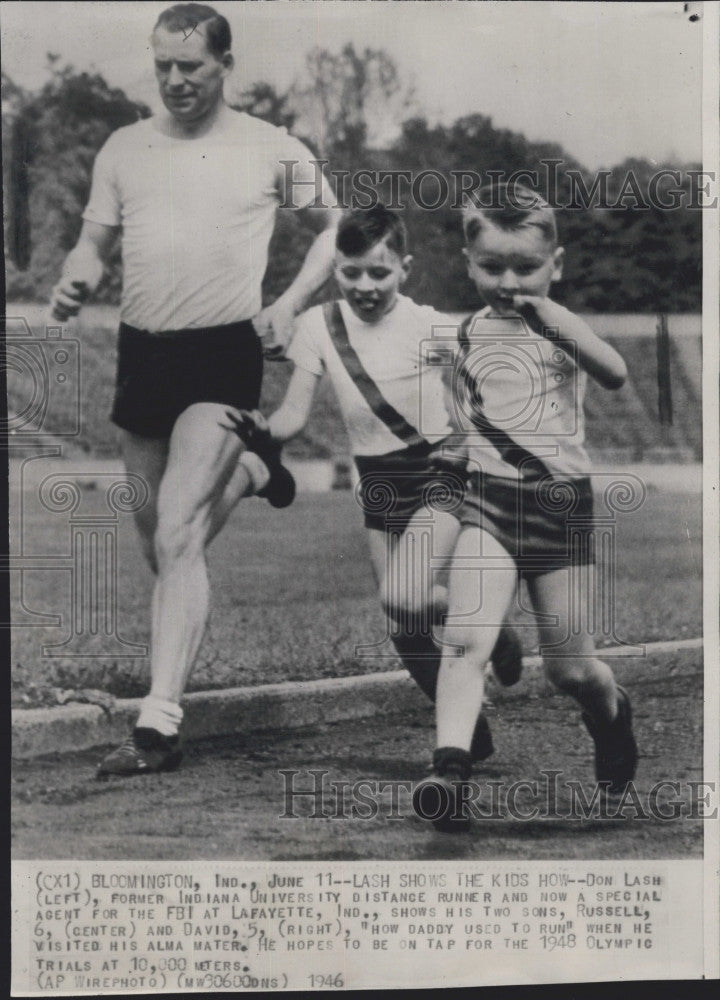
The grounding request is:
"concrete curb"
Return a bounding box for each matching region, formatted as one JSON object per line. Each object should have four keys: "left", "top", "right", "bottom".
{"left": 12, "top": 638, "right": 703, "bottom": 760}
{"left": 12, "top": 671, "right": 422, "bottom": 760}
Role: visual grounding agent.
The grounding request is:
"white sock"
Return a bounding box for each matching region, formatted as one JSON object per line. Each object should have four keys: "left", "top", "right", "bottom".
{"left": 238, "top": 451, "right": 271, "bottom": 493}
{"left": 137, "top": 695, "right": 183, "bottom": 738}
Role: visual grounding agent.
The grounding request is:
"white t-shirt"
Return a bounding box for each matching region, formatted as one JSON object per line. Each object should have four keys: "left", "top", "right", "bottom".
{"left": 82, "top": 109, "right": 330, "bottom": 332}
{"left": 287, "top": 295, "right": 455, "bottom": 457}
{"left": 455, "top": 307, "right": 591, "bottom": 480}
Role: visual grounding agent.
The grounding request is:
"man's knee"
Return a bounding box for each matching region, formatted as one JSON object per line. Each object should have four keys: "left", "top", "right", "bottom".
{"left": 154, "top": 512, "right": 206, "bottom": 568}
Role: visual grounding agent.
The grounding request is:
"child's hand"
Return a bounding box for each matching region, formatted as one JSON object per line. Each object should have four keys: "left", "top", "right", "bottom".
{"left": 512, "top": 295, "right": 569, "bottom": 337}
{"left": 247, "top": 409, "right": 270, "bottom": 433}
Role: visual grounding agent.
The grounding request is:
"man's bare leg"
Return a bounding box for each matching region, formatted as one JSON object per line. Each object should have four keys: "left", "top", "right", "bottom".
{"left": 98, "top": 404, "right": 257, "bottom": 775}
{"left": 119, "top": 431, "right": 169, "bottom": 574}
{"left": 149, "top": 404, "right": 253, "bottom": 704}
{"left": 207, "top": 456, "right": 259, "bottom": 546}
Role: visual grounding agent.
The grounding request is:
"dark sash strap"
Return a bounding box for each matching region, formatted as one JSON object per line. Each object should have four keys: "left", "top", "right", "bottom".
{"left": 323, "top": 300, "right": 427, "bottom": 449}
{"left": 457, "top": 315, "right": 551, "bottom": 479}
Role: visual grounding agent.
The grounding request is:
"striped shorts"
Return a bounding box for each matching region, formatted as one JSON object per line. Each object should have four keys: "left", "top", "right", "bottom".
{"left": 459, "top": 472, "right": 596, "bottom": 578}
{"left": 354, "top": 441, "right": 469, "bottom": 532}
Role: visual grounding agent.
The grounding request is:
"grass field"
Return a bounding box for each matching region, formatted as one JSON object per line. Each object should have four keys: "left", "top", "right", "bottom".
{"left": 6, "top": 303, "right": 702, "bottom": 461}
{"left": 11, "top": 485, "right": 702, "bottom": 707}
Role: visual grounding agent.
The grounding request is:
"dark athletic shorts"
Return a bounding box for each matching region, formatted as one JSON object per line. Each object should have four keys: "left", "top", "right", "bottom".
{"left": 459, "top": 472, "right": 596, "bottom": 578}
{"left": 110, "top": 320, "right": 263, "bottom": 438}
{"left": 354, "top": 440, "right": 469, "bottom": 532}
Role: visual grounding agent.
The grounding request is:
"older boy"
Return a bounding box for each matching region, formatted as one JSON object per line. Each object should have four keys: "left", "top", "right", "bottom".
{"left": 226, "top": 205, "right": 524, "bottom": 761}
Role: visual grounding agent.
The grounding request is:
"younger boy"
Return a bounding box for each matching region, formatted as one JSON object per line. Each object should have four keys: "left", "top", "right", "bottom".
{"left": 412, "top": 184, "right": 638, "bottom": 830}
{"left": 226, "top": 205, "right": 523, "bottom": 761}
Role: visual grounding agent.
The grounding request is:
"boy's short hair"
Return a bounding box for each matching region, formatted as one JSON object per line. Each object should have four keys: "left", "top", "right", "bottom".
{"left": 336, "top": 205, "right": 408, "bottom": 258}
{"left": 463, "top": 182, "right": 558, "bottom": 248}
{"left": 154, "top": 3, "right": 231, "bottom": 59}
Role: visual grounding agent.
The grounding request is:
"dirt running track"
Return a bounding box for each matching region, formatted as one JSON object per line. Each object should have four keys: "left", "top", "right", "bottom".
{"left": 13, "top": 649, "right": 703, "bottom": 861}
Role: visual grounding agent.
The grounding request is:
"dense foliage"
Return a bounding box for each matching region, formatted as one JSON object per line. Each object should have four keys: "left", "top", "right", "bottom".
{"left": 3, "top": 50, "right": 701, "bottom": 312}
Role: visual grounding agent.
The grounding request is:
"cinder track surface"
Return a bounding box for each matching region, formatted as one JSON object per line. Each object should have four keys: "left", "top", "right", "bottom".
{"left": 13, "top": 647, "right": 703, "bottom": 860}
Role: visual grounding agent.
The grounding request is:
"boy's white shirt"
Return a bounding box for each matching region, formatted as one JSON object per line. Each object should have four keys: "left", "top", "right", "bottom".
{"left": 286, "top": 295, "right": 454, "bottom": 456}
{"left": 457, "top": 305, "right": 591, "bottom": 480}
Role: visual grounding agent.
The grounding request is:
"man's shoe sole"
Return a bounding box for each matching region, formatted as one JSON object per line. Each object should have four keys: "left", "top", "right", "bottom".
{"left": 96, "top": 748, "right": 183, "bottom": 779}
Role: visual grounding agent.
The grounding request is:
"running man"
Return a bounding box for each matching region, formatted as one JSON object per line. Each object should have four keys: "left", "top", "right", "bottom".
{"left": 49, "top": 3, "right": 338, "bottom": 775}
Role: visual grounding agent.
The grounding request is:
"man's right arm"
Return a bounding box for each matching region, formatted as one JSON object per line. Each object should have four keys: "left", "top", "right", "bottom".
{"left": 50, "top": 221, "right": 118, "bottom": 321}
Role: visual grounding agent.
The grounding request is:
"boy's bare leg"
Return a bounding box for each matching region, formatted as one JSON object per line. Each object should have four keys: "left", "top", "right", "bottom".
{"left": 527, "top": 565, "right": 618, "bottom": 723}
{"left": 413, "top": 527, "right": 516, "bottom": 829}
{"left": 380, "top": 509, "right": 460, "bottom": 621}
{"left": 528, "top": 564, "right": 636, "bottom": 794}
{"left": 436, "top": 527, "right": 516, "bottom": 750}
{"left": 366, "top": 511, "right": 459, "bottom": 701}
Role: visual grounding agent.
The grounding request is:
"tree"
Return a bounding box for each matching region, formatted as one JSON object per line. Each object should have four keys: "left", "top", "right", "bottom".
{"left": 230, "top": 82, "right": 297, "bottom": 132}
{"left": 3, "top": 55, "right": 701, "bottom": 314}
{"left": 289, "top": 43, "right": 414, "bottom": 168}
{"left": 3, "top": 59, "right": 150, "bottom": 302}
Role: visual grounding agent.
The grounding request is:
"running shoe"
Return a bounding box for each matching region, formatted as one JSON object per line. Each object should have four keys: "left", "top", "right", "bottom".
{"left": 96, "top": 727, "right": 182, "bottom": 778}
{"left": 223, "top": 410, "right": 296, "bottom": 509}
{"left": 412, "top": 747, "right": 474, "bottom": 832}
{"left": 582, "top": 685, "right": 638, "bottom": 795}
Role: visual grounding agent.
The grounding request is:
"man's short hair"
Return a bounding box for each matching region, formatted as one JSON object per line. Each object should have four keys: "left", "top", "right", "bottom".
{"left": 336, "top": 205, "right": 408, "bottom": 258}
{"left": 463, "top": 182, "right": 558, "bottom": 247}
{"left": 154, "top": 3, "right": 231, "bottom": 59}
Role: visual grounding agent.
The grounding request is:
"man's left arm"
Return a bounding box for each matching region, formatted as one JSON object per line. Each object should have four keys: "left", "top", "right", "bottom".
{"left": 253, "top": 203, "right": 340, "bottom": 358}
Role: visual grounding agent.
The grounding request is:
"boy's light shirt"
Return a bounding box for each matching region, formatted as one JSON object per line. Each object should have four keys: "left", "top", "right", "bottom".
{"left": 287, "top": 294, "right": 454, "bottom": 456}
{"left": 83, "top": 111, "right": 329, "bottom": 332}
{"left": 457, "top": 306, "right": 591, "bottom": 480}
